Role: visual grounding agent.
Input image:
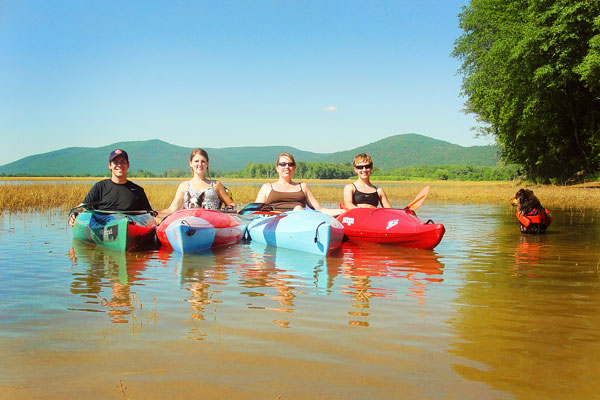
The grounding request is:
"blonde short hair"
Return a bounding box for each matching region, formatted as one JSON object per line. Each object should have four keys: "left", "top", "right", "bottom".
{"left": 353, "top": 153, "right": 373, "bottom": 167}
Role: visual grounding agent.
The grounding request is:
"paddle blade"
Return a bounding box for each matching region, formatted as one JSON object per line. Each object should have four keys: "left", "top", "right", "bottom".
{"left": 238, "top": 202, "right": 274, "bottom": 215}
{"left": 407, "top": 185, "right": 430, "bottom": 211}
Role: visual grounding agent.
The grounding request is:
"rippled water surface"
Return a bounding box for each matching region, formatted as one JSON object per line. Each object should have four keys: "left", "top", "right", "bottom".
{"left": 1, "top": 204, "right": 599, "bottom": 399}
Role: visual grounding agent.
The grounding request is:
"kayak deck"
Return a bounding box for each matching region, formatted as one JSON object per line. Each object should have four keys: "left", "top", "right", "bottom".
{"left": 337, "top": 207, "right": 445, "bottom": 250}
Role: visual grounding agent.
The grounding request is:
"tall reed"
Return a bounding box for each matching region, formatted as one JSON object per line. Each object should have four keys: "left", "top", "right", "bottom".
{"left": 1, "top": 179, "right": 598, "bottom": 212}
{"left": 0, "top": 183, "right": 90, "bottom": 212}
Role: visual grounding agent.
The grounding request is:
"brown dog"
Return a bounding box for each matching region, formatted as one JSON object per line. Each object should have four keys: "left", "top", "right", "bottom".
{"left": 510, "top": 189, "right": 552, "bottom": 234}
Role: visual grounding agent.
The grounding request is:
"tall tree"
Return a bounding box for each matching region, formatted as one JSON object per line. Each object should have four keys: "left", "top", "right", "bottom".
{"left": 453, "top": 0, "right": 600, "bottom": 182}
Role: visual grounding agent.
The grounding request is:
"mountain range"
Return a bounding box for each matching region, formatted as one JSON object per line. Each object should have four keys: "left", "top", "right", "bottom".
{"left": 0, "top": 134, "right": 499, "bottom": 176}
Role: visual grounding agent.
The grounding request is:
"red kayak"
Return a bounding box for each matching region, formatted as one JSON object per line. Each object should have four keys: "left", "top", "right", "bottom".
{"left": 336, "top": 208, "right": 445, "bottom": 250}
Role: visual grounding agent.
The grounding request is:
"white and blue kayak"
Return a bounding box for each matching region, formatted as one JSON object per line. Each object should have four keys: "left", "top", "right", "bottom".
{"left": 157, "top": 209, "right": 247, "bottom": 254}
{"left": 246, "top": 209, "right": 344, "bottom": 256}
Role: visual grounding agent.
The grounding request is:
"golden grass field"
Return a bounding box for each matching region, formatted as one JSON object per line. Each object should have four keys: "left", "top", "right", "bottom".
{"left": 1, "top": 177, "right": 599, "bottom": 212}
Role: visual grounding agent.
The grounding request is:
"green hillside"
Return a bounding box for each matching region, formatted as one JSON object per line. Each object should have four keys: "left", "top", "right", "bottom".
{"left": 328, "top": 134, "right": 498, "bottom": 168}
{"left": 0, "top": 134, "right": 499, "bottom": 176}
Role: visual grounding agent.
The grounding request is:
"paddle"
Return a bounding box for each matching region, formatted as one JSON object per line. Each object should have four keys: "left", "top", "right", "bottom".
{"left": 406, "top": 185, "right": 430, "bottom": 211}
{"left": 92, "top": 209, "right": 157, "bottom": 216}
{"left": 365, "top": 185, "right": 430, "bottom": 216}
{"left": 237, "top": 202, "right": 275, "bottom": 215}
{"left": 69, "top": 202, "right": 156, "bottom": 217}
{"left": 68, "top": 202, "right": 98, "bottom": 222}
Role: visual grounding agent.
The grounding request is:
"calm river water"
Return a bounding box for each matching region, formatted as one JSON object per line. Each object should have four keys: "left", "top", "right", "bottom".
{"left": 1, "top": 204, "right": 599, "bottom": 399}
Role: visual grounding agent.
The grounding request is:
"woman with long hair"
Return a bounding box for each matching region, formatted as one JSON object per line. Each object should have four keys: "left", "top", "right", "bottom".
{"left": 157, "top": 148, "right": 234, "bottom": 220}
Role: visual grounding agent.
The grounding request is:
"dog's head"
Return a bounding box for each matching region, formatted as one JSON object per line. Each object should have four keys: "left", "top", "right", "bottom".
{"left": 511, "top": 189, "right": 542, "bottom": 214}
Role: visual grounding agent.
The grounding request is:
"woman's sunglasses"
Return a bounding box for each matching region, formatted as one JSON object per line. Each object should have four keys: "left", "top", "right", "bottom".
{"left": 278, "top": 162, "right": 296, "bottom": 167}
{"left": 354, "top": 163, "right": 373, "bottom": 170}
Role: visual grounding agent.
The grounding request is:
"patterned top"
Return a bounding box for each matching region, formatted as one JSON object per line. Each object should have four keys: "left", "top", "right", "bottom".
{"left": 183, "top": 181, "right": 222, "bottom": 210}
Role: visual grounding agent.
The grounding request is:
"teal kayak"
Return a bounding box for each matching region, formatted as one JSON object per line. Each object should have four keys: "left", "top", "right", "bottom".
{"left": 72, "top": 210, "right": 156, "bottom": 252}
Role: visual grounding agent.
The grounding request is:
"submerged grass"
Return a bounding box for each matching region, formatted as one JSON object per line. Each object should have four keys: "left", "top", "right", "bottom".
{"left": 1, "top": 178, "right": 599, "bottom": 212}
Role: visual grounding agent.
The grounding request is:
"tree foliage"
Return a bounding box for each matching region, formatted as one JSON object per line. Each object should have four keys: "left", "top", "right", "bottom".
{"left": 372, "top": 164, "right": 521, "bottom": 181}
{"left": 0, "top": 162, "right": 523, "bottom": 181}
{"left": 453, "top": 0, "right": 600, "bottom": 182}
{"left": 234, "top": 162, "right": 356, "bottom": 179}
{"left": 231, "top": 162, "right": 519, "bottom": 181}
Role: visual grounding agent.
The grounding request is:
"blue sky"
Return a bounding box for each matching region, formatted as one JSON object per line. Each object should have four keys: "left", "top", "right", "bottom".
{"left": 0, "top": 0, "right": 490, "bottom": 166}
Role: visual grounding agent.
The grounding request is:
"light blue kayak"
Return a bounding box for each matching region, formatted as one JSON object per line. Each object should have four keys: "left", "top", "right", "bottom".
{"left": 246, "top": 209, "right": 344, "bottom": 256}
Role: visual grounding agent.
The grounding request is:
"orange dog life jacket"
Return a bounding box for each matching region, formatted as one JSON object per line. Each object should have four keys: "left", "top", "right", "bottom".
{"left": 516, "top": 208, "right": 552, "bottom": 233}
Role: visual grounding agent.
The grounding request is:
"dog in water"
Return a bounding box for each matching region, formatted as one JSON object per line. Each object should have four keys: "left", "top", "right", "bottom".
{"left": 510, "top": 189, "right": 553, "bottom": 234}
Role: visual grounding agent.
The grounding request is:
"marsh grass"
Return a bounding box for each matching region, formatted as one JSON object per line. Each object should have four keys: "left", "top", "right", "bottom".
{"left": 0, "top": 183, "right": 91, "bottom": 211}
{"left": 117, "top": 379, "right": 130, "bottom": 400}
{"left": 1, "top": 178, "right": 599, "bottom": 211}
{"left": 129, "top": 294, "right": 158, "bottom": 336}
{"left": 97, "top": 292, "right": 157, "bottom": 336}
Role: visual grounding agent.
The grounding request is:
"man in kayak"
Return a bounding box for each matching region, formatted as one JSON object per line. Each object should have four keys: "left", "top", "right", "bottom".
{"left": 68, "top": 149, "right": 154, "bottom": 226}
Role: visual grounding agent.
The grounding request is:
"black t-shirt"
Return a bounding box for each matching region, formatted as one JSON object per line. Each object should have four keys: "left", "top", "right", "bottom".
{"left": 83, "top": 179, "right": 152, "bottom": 211}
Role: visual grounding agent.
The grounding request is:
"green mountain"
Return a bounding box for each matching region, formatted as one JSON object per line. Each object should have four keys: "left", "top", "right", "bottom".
{"left": 327, "top": 134, "right": 498, "bottom": 168}
{"left": 0, "top": 134, "right": 499, "bottom": 176}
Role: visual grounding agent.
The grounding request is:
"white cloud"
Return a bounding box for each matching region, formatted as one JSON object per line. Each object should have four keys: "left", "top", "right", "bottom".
{"left": 322, "top": 105, "right": 338, "bottom": 111}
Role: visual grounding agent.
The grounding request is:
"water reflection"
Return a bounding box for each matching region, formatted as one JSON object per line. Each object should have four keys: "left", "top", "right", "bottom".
{"left": 447, "top": 209, "right": 600, "bottom": 399}
{"left": 339, "top": 242, "right": 444, "bottom": 326}
{"left": 68, "top": 240, "right": 156, "bottom": 324}
{"left": 235, "top": 241, "right": 343, "bottom": 328}
{"left": 7, "top": 206, "right": 600, "bottom": 398}
{"left": 512, "top": 234, "right": 553, "bottom": 278}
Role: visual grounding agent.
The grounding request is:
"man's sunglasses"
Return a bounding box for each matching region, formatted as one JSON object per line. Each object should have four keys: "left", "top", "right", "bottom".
{"left": 354, "top": 163, "right": 373, "bottom": 170}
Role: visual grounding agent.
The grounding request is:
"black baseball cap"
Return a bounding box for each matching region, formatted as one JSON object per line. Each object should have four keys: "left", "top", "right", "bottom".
{"left": 109, "top": 149, "right": 129, "bottom": 162}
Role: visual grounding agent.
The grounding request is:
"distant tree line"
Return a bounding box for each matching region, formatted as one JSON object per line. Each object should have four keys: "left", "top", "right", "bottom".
{"left": 0, "top": 163, "right": 528, "bottom": 181}
{"left": 232, "top": 162, "right": 355, "bottom": 179}
{"left": 372, "top": 164, "right": 522, "bottom": 181}
{"left": 0, "top": 169, "right": 224, "bottom": 178}
{"left": 227, "top": 162, "right": 521, "bottom": 181}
